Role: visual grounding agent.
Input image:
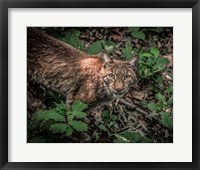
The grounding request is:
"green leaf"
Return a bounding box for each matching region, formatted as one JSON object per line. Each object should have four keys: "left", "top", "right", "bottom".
{"left": 63, "top": 36, "right": 83, "bottom": 50}
{"left": 87, "top": 41, "right": 103, "bottom": 54}
{"left": 165, "top": 85, "right": 173, "bottom": 94}
{"left": 139, "top": 62, "right": 153, "bottom": 69}
{"left": 155, "top": 93, "right": 165, "bottom": 101}
{"left": 101, "top": 40, "right": 115, "bottom": 53}
{"left": 131, "top": 31, "right": 145, "bottom": 40}
{"left": 155, "top": 76, "right": 163, "bottom": 84}
{"left": 129, "top": 27, "right": 140, "bottom": 32}
{"left": 146, "top": 56, "right": 156, "bottom": 65}
{"left": 69, "top": 120, "right": 88, "bottom": 132}
{"left": 66, "top": 126, "right": 73, "bottom": 136}
{"left": 122, "top": 43, "right": 133, "bottom": 60}
{"left": 50, "top": 123, "right": 68, "bottom": 134}
{"left": 65, "top": 28, "right": 81, "bottom": 37}
{"left": 147, "top": 103, "right": 162, "bottom": 112}
{"left": 55, "top": 102, "right": 67, "bottom": 115}
{"left": 141, "top": 52, "right": 152, "bottom": 58}
{"left": 67, "top": 114, "right": 74, "bottom": 122}
{"left": 55, "top": 102, "right": 67, "bottom": 111}
{"left": 161, "top": 112, "right": 173, "bottom": 128}
{"left": 72, "top": 100, "right": 88, "bottom": 112}
{"left": 40, "top": 119, "right": 56, "bottom": 131}
{"left": 32, "top": 110, "right": 66, "bottom": 122}
{"left": 167, "top": 97, "right": 173, "bottom": 106}
{"left": 69, "top": 29, "right": 81, "bottom": 37}
{"left": 157, "top": 57, "right": 169, "bottom": 65}
{"left": 150, "top": 47, "right": 160, "bottom": 58}
{"left": 122, "top": 131, "right": 135, "bottom": 141}
{"left": 74, "top": 111, "right": 87, "bottom": 119}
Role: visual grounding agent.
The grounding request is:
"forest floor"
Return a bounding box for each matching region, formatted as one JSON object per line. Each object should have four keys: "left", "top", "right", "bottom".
{"left": 28, "top": 27, "right": 173, "bottom": 143}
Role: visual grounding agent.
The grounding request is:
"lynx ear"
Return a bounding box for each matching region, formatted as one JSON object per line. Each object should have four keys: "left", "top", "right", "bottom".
{"left": 100, "top": 52, "right": 113, "bottom": 68}
{"left": 128, "top": 55, "right": 139, "bottom": 67}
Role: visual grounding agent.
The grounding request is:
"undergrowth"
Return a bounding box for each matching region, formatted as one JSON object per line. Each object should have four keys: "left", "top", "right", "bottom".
{"left": 28, "top": 27, "right": 173, "bottom": 143}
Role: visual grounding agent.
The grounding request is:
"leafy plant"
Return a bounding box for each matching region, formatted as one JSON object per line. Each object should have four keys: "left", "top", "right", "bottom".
{"left": 87, "top": 41, "right": 103, "bottom": 54}
{"left": 28, "top": 27, "right": 173, "bottom": 143}
{"left": 43, "top": 28, "right": 83, "bottom": 50}
{"left": 122, "top": 43, "right": 138, "bottom": 60}
{"left": 129, "top": 27, "right": 145, "bottom": 41}
{"left": 30, "top": 100, "right": 88, "bottom": 142}
{"left": 87, "top": 40, "right": 115, "bottom": 54}
{"left": 145, "top": 88, "right": 173, "bottom": 129}
{"left": 60, "top": 29, "right": 83, "bottom": 50}
{"left": 101, "top": 40, "right": 116, "bottom": 54}
{"left": 138, "top": 47, "right": 169, "bottom": 79}
{"left": 93, "top": 110, "right": 118, "bottom": 140}
{"left": 161, "top": 112, "right": 173, "bottom": 128}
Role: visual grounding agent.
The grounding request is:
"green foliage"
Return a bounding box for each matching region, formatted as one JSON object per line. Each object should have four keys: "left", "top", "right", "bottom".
{"left": 129, "top": 27, "right": 145, "bottom": 40}
{"left": 69, "top": 120, "right": 88, "bottom": 131}
{"left": 44, "top": 28, "right": 83, "bottom": 50}
{"left": 155, "top": 93, "right": 165, "bottom": 101}
{"left": 102, "top": 110, "right": 118, "bottom": 123}
{"left": 32, "top": 110, "right": 66, "bottom": 122}
{"left": 161, "top": 112, "right": 173, "bottom": 128}
{"left": 29, "top": 101, "right": 88, "bottom": 142}
{"left": 114, "top": 131, "right": 152, "bottom": 143}
{"left": 167, "top": 96, "right": 173, "bottom": 106}
{"left": 122, "top": 43, "right": 138, "bottom": 60}
{"left": 101, "top": 111, "right": 118, "bottom": 132}
{"left": 150, "top": 47, "right": 160, "bottom": 58}
{"left": 61, "top": 29, "right": 83, "bottom": 50}
{"left": 147, "top": 103, "right": 162, "bottom": 112}
{"left": 66, "top": 127, "right": 73, "bottom": 136}
{"left": 165, "top": 85, "right": 173, "bottom": 94}
{"left": 87, "top": 41, "right": 103, "bottom": 54}
{"left": 138, "top": 47, "right": 169, "bottom": 79}
{"left": 72, "top": 100, "right": 88, "bottom": 111}
{"left": 145, "top": 81, "right": 173, "bottom": 129}
{"left": 101, "top": 40, "right": 116, "bottom": 54}
{"left": 28, "top": 27, "right": 173, "bottom": 143}
{"left": 87, "top": 40, "right": 115, "bottom": 54}
{"left": 50, "top": 123, "right": 68, "bottom": 134}
{"left": 129, "top": 27, "right": 164, "bottom": 41}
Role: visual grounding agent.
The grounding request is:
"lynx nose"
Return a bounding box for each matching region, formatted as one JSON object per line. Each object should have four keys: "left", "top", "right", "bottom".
{"left": 115, "top": 84, "right": 123, "bottom": 92}
{"left": 116, "top": 87, "right": 123, "bottom": 92}
{"left": 115, "top": 81, "right": 124, "bottom": 93}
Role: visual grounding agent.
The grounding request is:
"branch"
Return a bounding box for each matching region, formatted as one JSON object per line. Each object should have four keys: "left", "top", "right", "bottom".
{"left": 119, "top": 98, "right": 149, "bottom": 115}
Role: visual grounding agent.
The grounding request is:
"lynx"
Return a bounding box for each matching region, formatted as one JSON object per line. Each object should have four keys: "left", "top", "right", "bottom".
{"left": 27, "top": 28, "right": 138, "bottom": 109}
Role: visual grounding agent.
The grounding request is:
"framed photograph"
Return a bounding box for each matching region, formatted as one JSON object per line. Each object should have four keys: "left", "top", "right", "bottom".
{"left": 0, "top": 0, "right": 199, "bottom": 169}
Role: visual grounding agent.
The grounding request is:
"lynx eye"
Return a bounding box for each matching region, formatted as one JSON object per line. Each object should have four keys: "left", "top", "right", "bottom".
{"left": 108, "top": 74, "right": 115, "bottom": 80}
{"left": 124, "top": 75, "right": 131, "bottom": 80}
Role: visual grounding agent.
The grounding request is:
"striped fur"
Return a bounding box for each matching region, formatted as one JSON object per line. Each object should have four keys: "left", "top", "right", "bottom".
{"left": 27, "top": 28, "right": 137, "bottom": 108}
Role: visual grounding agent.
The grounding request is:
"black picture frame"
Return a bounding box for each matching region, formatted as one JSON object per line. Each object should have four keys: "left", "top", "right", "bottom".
{"left": 0, "top": 0, "right": 199, "bottom": 169}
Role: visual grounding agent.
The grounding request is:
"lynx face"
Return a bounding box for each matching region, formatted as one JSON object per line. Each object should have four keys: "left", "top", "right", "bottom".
{"left": 101, "top": 53, "right": 138, "bottom": 97}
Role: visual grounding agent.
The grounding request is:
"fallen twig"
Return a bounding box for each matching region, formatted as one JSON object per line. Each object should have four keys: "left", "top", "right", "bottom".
{"left": 119, "top": 98, "right": 149, "bottom": 115}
